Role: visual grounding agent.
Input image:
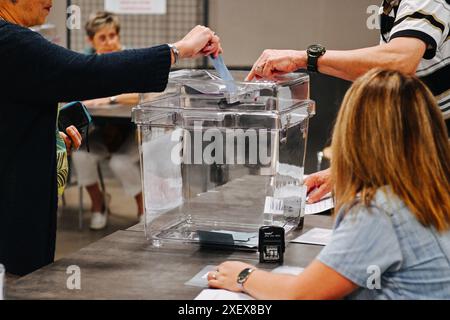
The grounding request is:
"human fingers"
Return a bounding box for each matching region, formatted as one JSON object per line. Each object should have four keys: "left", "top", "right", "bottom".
{"left": 305, "top": 174, "right": 321, "bottom": 193}
{"left": 60, "top": 131, "right": 72, "bottom": 150}
{"left": 262, "top": 59, "right": 276, "bottom": 79}
{"left": 66, "top": 126, "right": 82, "bottom": 150}
{"left": 307, "top": 182, "right": 332, "bottom": 204}
{"left": 246, "top": 51, "right": 268, "bottom": 81}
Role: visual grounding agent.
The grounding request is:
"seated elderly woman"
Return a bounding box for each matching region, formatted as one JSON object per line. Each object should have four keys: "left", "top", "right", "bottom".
{"left": 71, "top": 12, "right": 143, "bottom": 230}
{"left": 208, "top": 69, "right": 450, "bottom": 299}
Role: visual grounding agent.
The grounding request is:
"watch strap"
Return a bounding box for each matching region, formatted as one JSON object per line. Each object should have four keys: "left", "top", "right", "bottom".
{"left": 307, "top": 45, "right": 326, "bottom": 73}
{"left": 307, "top": 55, "right": 320, "bottom": 73}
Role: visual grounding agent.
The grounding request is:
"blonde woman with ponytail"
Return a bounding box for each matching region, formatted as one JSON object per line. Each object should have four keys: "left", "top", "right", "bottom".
{"left": 208, "top": 69, "right": 450, "bottom": 300}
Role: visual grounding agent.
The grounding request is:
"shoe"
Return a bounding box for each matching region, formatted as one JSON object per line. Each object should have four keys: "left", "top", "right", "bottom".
{"left": 89, "top": 193, "right": 111, "bottom": 230}
{"left": 90, "top": 211, "right": 108, "bottom": 230}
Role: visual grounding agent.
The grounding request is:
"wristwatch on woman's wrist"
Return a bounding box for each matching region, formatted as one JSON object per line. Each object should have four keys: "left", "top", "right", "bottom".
{"left": 168, "top": 43, "right": 180, "bottom": 65}
{"left": 307, "top": 44, "right": 326, "bottom": 73}
{"left": 237, "top": 267, "right": 256, "bottom": 292}
{"left": 109, "top": 96, "right": 117, "bottom": 104}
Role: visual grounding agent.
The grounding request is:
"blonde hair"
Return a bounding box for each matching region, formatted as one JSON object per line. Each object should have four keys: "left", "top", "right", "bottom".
{"left": 85, "top": 11, "right": 120, "bottom": 39}
{"left": 331, "top": 69, "right": 450, "bottom": 231}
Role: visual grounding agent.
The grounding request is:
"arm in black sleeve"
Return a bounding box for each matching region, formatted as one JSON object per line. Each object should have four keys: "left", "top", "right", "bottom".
{"left": 1, "top": 23, "right": 171, "bottom": 104}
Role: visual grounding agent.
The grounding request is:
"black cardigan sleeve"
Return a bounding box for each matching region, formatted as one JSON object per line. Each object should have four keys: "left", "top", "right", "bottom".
{"left": 0, "top": 22, "right": 171, "bottom": 104}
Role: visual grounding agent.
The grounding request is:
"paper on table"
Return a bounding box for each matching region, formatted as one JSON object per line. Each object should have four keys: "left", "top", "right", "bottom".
{"left": 291, "top": 228, "right": 333, "bottom": 246}
{"left": 195, "top": 289, "right": 255, "bottom": 300}
{"left": 305, "top": 193, "right": 334, "bottom": 215}
{"left": 185, "top": 265, "right": 304, "bottom": 292}
{"left": 185, "top": 265, "right": 218, "bottom": 288}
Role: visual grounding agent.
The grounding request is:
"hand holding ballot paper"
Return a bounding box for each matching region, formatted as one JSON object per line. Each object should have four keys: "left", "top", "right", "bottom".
{"left": 304, "top": 169, "right": 333, "bottom": 204}
{"left": 305, "top": 193, "right": 334, "bottom": 215}
{"left": 303, "top": 172, "right": 334, "bottom": 214}
{"left": 172, "top": 25, "right": 222, "bottom": 61}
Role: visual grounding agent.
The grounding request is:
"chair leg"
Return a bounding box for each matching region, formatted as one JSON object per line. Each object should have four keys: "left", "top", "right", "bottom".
{"left": 78, "top": 186, "right": 83, "bottom": 230}
{"left": 57, "top": 196, "right": 63, "bottom": 218}
{"left": 61, "top": 193, "right": 67, "bottom": 208}
{"left": 97, "top": 163, "right": 107, "bottom": 211}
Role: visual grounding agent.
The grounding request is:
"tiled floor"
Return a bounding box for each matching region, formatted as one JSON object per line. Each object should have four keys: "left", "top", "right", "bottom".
{"left": 55, "top": 178, "right": 141, "bottom": 261}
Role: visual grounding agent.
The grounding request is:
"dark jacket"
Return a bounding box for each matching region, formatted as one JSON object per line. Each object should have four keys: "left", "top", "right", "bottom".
{"left": 0, "top": 20, "right": 170, "bottom": 276}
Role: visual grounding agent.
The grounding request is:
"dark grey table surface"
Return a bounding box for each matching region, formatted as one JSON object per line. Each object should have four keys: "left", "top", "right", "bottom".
{"left": 5, "top": 214, "right": 333, "bottom": 300}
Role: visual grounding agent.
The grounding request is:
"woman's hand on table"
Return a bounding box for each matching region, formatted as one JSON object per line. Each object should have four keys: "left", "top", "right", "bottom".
{"left": 60, "top": 125, "right": 82, "bottom": 155}
{"left": 246, "top": 49, "right": 307, "bottom": 81}
{"left": 207, "top": 261, "right": 256, "bottom": 292}
{"left": 174, "top": 25, "right": 222, "bottom": 60}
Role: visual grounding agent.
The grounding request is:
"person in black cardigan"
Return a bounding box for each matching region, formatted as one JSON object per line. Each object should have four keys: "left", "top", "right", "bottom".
{"left": 0, "top": 0, "right": 222, "bottom": 276}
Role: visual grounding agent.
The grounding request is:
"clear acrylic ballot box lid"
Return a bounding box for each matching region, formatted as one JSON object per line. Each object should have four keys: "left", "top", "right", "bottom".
{"left": 140, "top": 70, "right": 310, "bottom": 105}
{"left": 133, "top": 73, "right": 314, "bottom": 251}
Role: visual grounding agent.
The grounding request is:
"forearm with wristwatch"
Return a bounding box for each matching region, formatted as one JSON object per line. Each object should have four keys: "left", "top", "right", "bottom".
{"left": 168, "top": 43, "right": 180, "bottom": 66}
{"left": 109, "top": 96, "right": 117, "bottom": 104}
{"left": 306, "top": 44, "right": 327, "bottom": 73}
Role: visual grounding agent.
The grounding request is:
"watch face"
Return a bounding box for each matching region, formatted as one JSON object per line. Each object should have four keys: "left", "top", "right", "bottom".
{"left": 237, "top": 268, "right": 252, "bottom": 284}
{"left": 308, "top": 44, "right": 325, "bottom": 55}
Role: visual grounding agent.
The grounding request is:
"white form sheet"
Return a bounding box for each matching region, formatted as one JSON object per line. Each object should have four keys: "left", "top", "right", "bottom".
{"left": 193, "top": 266, "right": 304, "bottom": 300}
{"left": 195, "top": 289, "right": 255, "bottom": 300}
{"left": 291, "top": 228, "right": 333, "bottom": 246}
{"left": 305, "top": 193, "right": 334, "bottom": 215}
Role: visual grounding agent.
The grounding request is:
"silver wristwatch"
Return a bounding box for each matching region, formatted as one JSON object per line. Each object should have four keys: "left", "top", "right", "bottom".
{"left": 109, "top": 96, "right": 117, "bottom": 104}
{"left": 168, "top": 43, "right": 180, "bottom": 65}
{"left": 237, "top": 267, "right": 256, "bottom": 291}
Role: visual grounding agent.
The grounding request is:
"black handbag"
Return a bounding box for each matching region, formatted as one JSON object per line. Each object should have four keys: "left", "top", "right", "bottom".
{"left": 58, "top": 101, "right": 93, "bottom": 151}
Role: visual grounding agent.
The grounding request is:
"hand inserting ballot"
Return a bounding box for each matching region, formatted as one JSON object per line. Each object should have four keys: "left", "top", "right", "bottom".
{"left": 246, "top": 49, "right": 307, "bottom": 81}
{"left": 171, "top": 25, "right": 222, "bottom": 63}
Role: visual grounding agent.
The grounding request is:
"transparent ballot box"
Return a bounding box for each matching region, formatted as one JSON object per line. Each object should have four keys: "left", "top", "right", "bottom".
{"left": 133, "top": 72, "right": 314, "bottom": 250}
